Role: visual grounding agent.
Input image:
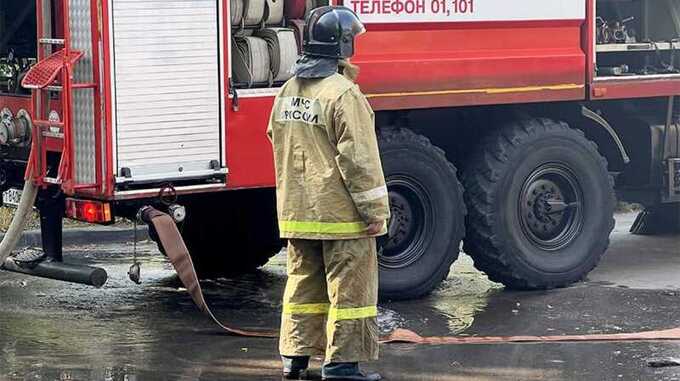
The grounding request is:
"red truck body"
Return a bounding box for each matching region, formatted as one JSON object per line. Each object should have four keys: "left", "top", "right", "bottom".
{"left": 0, "top": 0, "right": 630, "bottom": 195}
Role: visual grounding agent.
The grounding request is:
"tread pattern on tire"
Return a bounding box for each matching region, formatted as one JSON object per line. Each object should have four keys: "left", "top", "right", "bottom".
{"left": 378, "top": 128, "right": 467, "bottom": 299}
{"left": 461, "top": 118, "right": 616, "bottom": 290}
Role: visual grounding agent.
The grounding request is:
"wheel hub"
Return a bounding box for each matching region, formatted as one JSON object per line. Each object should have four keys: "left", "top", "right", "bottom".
{"left": 519, "top": 164, "right": 584, "bottom": 251}
{"left": 525, "top": 179, "right": 568, "bottom": 239}
{"left": 386, "top": 192, "right": 414, "bottom": 249}
{"left": 378, "top": 178, "right": 431, "bottom": 269}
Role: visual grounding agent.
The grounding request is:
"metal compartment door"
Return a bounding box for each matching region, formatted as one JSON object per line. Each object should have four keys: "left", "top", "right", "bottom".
{"left": 111, "top": 0, "right": 224, "bottom": 184}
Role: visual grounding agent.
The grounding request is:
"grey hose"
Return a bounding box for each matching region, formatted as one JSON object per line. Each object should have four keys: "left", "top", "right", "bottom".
{"left": 264, "top": 0, "right": 284, "bottom": 25}
{"left": 230, "top": 0, "right": 244, "bottom": 25}
{"left": 243, "top": 0, "right": 266, "bottom": 26}
{"left": 233, "top": 36, "right": 272, "bottom": 87}
{"left": 0, "top": 176, "right": 38, "bottom": 265}
{"left": 254, "top": 28, "right": 298, "bottom": 82}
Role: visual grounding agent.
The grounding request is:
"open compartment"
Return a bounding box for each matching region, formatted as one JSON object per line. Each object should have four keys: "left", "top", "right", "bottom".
{"left": 0, "top": 1, "right": 37, "bottom": 96}
{"left": 595, "top": 0, "right": 680, "bottom": 79}
{"left": 229, "top": 0, "right": 328, "bottom": 90}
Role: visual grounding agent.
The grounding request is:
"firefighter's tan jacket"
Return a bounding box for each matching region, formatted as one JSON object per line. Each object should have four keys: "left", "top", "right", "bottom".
{"left": 267, "top": 72, "right": 390, "bottom": 240}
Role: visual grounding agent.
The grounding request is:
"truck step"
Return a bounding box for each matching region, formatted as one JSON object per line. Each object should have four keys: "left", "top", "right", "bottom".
{"left": 39, "top": 38, "right": 65, "bottom": 45}
{"left": 43, "top": 177, "right": 62, "bottom": 185}
{"left": 42, "top": 130, "right": 64, "bottom": 139}
{"left": 45, "top": 83, "right": 96, "bottom": 92}
{"left": 34, "top": 120, "right": 64, "bottom": 128}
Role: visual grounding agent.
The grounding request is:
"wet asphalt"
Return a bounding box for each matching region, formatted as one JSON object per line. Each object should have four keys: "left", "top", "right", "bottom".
{"left": 0, "top": 213, "right": 679, "bottom": 381}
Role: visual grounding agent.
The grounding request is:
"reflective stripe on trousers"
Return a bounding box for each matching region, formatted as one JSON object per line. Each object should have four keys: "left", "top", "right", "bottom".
{"left": 279, "top": 238, "right": 380, "bottom": 363}
{"left": 283, "top": 303, "right": 378, "bottom": 321}
{"left": 283, "top": 303, "right": 329, "bottom": 315}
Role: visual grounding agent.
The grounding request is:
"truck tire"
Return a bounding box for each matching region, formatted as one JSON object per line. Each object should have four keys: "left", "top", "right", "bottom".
{"left": 462, "top": 118, "right": 615, "bottom": 290}
{"left": 377, "top": 128, "right": 466, "bottom": 300}
{"left": 174, "top": 190, "right": 283, "bottom": 278}
{"left": 182, "top": 219, "right": 281, "bottom": 278}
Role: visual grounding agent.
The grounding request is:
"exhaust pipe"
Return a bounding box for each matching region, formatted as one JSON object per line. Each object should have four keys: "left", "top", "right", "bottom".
{"left": 2, "top": 257, "right": 108, "bottom": 288}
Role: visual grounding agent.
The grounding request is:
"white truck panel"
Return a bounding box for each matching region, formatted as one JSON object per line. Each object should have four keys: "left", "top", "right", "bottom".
{"left": 110, "top": 0, "right": 224, "bottom": 183}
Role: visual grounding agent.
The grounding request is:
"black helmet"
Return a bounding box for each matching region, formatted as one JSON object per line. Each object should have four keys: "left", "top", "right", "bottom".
{"left": 303, "top": 6, "right": 366, "bottom": 59}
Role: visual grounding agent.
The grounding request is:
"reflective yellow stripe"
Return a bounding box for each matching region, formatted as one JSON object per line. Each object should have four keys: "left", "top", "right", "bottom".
{"left": 283, "top": 303, "right": 330, "bottom": 315}
{"left": 279, "top": 220, "right": 367, "bottom": 234}
{"left": 328, "top": 306, "right": 378, "bottom": 321}
{"left": 366, "top": 84, "right": 584, "bottom": 99}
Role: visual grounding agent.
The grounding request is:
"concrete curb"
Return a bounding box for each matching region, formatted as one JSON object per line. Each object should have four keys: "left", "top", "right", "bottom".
{"left": 2, "top": 226, "right": 150, "bottom": 248}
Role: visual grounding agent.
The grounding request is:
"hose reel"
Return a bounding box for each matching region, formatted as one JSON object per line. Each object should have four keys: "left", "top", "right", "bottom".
{"left": 0, "top": 108, "right": 32, "bottom": 147}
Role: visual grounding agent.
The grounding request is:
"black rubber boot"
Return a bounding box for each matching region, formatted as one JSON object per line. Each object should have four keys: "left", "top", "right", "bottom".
{"left": 282, "top": 356, "right": 310, "bottom": 380}
{"left": 322, "top": 362, "right": 382, "bottom": 381}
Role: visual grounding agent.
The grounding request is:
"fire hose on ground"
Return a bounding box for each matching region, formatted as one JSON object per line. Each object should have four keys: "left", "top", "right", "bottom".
{"left": 139, "top": 205, "right": 680, "bottom": 346}
{"left": 139, "top": 206, "right": 279, "bottom": 338}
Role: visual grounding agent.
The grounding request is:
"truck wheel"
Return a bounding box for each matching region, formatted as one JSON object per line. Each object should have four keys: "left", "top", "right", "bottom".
{"left": 172, "top": 191, "right": 283, "bottom": 278}
{"left": 181, "top": 220, "right": 281, "bottom": 278}
{"left": 462, "top": 118, "right": 615, "bottom": 290}
{"left": 377, "top": 128, "right": 466, "bottom": 300}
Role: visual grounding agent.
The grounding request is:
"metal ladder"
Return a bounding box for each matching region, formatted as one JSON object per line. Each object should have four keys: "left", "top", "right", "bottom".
{"left": 22, "top": 0, "right": 103, "bottom": 195}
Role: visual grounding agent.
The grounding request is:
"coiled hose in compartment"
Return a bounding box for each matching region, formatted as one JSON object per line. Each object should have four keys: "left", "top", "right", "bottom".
{"left": 232, "top": 35, "right": 272, "bottom": 87}
{"left": 254, "top": 28, "right": 298, "bottom": 83}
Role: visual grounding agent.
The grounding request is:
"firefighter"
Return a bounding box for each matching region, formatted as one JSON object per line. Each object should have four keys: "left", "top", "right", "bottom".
{"left": 267, "top": 6, "right": 389, "bottom": 381}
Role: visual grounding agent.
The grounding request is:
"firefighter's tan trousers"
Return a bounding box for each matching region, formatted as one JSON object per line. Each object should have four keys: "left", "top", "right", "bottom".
{"left": 279, "top": 238, "right": 379, "bottom": 363}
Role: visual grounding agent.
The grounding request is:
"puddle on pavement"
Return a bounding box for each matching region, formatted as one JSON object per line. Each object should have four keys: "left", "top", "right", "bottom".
{"left": 378, "top": 254, "right": 503, "bottom": 336}
{"left": 1, "top": 366, "right": 139, "bottom": 381}
{"left": 0, "top": 243, "right": 502, "bottom": 379}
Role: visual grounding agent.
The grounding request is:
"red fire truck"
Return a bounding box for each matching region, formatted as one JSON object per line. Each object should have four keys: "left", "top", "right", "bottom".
{"left": 0, "top": 0, "right": 678, "bottom": 299}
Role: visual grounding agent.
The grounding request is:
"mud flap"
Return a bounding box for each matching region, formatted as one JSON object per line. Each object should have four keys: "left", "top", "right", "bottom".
{"left": 630, "top": 204, "right": 680, "bottom": 235}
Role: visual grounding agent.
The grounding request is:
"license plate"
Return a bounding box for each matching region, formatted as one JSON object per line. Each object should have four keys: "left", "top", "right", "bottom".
{"left": 3, "top": 188, "right": 23, "bottom": 208}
